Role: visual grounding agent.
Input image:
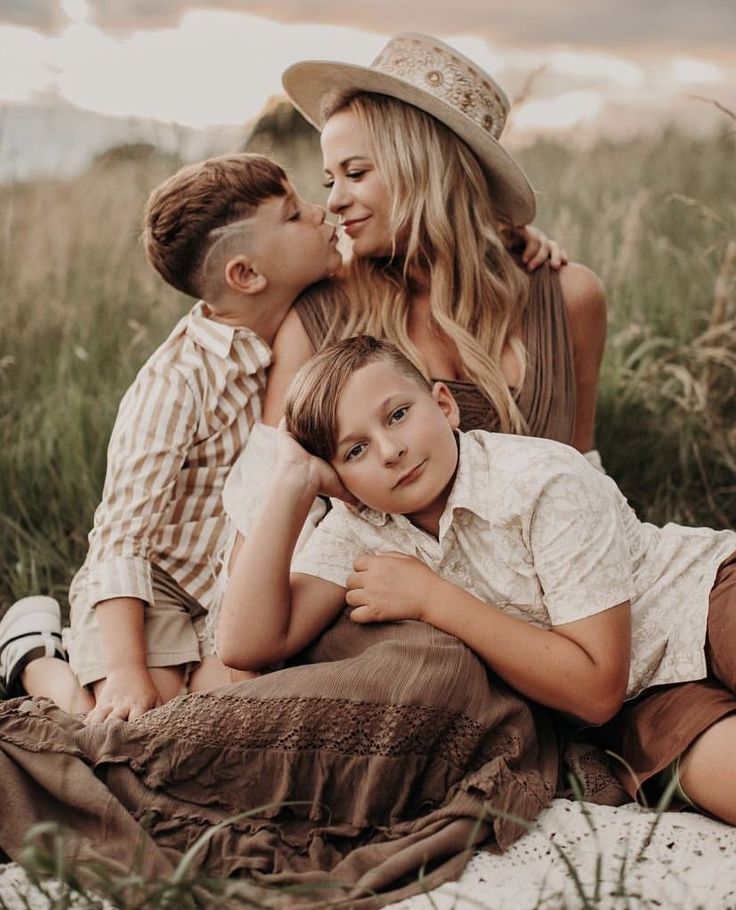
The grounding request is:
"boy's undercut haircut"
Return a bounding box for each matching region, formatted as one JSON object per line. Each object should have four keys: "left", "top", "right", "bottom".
{"left": 143, "top": 153, "right": 287, "bottom": 299}
{"left": 285, "top": 335, "right": 431, "bottom": 461}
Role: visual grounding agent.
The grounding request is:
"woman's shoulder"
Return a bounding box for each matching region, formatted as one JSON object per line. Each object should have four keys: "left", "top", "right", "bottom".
{"left": 292, "top": 277, "right": 351, "bottom": 350}
{"left": 557, "top": 262, "right": 607, "bottom": 329}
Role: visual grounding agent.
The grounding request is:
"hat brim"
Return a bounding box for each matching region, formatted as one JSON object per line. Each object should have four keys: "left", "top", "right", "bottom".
{"left": 282, "top": 60, "right": 536, "bottom": 226}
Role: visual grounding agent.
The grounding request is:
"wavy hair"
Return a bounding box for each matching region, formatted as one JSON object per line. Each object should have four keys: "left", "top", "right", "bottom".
{"left": 322, "top": 91, "right": 530, "bottom": 433}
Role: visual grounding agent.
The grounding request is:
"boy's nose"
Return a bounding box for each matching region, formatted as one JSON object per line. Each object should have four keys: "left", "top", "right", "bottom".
{"left": 380, "top": 437, "right": 406, "bottom": 465}
{"left": 311, "top": 202, "right": 326, "bottom": 224}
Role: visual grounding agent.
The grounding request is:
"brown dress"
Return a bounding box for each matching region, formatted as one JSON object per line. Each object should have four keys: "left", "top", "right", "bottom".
{"left": 0, "top": 266, "right": 600, "bottom": 906}
{"left": 295, "top": 264, "right": 577, "bottom": 442}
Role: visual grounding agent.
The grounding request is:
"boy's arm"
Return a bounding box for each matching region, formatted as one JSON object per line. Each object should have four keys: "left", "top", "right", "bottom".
{"left": 82, "top": 367, "right": 200, "bottom": 718}
{"left": 221, "top": 309, "right": 318, "bottom": 539}
{"left": 346, "top": 462, "right": 635, "bottom": 725}
{"left": 217, "top": 431, "right": 350, "bottom": 670}
{"left": 84, "top": 367, "right": 199, "bottom": 602}
{"left": 347, "top": 554, "right": 630, "bottom": 725}
{"left": 85, "top": 598, "right": 161, "bottom": 723}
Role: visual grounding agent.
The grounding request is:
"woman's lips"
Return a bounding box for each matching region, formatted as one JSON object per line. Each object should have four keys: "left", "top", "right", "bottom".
{"left": 342, "top": 217, "right": 369, "bottom": 237}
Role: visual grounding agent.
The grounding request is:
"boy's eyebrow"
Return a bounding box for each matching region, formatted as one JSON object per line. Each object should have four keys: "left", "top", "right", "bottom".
{"left": 279, "top": 191, "right": 298, "bottom": 217}
{"left": 335, "top": 394, "right": 404, "bottom": 449}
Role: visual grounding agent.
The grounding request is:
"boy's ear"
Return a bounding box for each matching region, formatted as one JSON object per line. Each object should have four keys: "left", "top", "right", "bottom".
{"left": 225, "top": 255, "right": 267, "bottom": 296}
{"left": 431, "top": 382, "right": 460, "bottom": 430}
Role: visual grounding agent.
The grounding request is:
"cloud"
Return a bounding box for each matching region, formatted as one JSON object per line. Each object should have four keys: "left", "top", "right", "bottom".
{"left": 4, "top": 0, "right": 734, "bottom": 53}
{"left": 46, "top": 0, "right": 735, "bottom": 55}
{"left": 0, "top": 0, "right": 66, "bottom": 32}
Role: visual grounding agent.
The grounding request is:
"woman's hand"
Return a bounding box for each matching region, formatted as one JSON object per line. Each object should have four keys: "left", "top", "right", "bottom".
{"left": 275, "top": 420, "right": 356, "bottom": 504}
{"left": 346, "top": 552, "right": 440, "bottom": 623}
{"left": 519, "top": 225, "right": 568, "bottom": 271}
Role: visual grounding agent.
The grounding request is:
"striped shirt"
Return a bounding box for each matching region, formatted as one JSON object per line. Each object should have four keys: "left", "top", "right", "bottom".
{"left": 69, "top": 301, "right": 271, "bottom": 615}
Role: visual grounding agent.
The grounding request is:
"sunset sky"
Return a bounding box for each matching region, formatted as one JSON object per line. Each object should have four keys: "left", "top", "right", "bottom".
{"left": 1, "top": 0, "right": 735, "bottom": 140}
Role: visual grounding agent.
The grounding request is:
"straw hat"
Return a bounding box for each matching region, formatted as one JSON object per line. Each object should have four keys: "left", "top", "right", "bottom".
{"left": 282, "top": 32, "right": 535, "bottom": 226}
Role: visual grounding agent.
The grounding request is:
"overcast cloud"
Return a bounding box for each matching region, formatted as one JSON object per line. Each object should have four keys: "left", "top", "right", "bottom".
{"left": 2, "top": 0, "right": 734, "bottom": 55}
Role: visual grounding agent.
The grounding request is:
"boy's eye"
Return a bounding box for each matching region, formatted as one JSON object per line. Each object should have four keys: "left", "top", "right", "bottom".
{"left": 288, "top": 209, "right": 301, "bottom": 221}
{"left": 389, "top": 406, "right": 409, "bottom": 424}
{"left": 345, "top": 443, "right": 365, "bottom": 462}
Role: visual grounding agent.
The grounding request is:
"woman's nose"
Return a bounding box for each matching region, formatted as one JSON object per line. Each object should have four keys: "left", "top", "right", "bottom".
{"left": 327, "top": 180, "right": 349, "bottom": 214}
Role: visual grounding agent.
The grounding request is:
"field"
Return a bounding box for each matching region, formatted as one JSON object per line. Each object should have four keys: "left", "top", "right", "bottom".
{"left": 1, "top": 118, "right": 735, "bottom": 611}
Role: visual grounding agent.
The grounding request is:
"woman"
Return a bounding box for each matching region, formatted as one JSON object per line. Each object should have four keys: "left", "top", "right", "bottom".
{"left": 260, "top": 32, "right": 606, "bottom": 455}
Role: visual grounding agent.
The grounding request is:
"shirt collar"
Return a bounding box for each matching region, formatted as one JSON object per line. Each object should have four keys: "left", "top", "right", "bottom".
{"left": 344, "top": 430, "right": 494, "bottom": 535}
{"left": 442, "top": 430, "right": 494, "bottom": 524}
{"left": 185, "top": 301, "right": 272, "bottom": 367}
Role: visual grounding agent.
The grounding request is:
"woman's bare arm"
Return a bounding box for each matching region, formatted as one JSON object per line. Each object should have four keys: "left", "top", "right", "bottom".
{"left": 558, "top": 262, "right": 608, "bottom": 454}
{"left": 262, "top": 308, "right": 316, "bottom": 426}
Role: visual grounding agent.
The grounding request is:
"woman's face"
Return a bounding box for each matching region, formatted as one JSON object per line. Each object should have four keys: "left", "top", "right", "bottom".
{"left": 321, "top": 109, "right": 396, "bottom": 259}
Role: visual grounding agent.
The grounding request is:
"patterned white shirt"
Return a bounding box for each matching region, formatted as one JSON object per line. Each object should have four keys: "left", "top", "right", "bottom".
{"left": 70, "top": 301, "right": 271, "bottom": 615}
{"left": 293, "top": 431, "right": 736, "bottom": 699}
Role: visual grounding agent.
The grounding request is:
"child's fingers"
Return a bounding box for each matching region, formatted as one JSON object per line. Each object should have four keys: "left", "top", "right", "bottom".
{"left": 352, "top": 553, "right": 373, "bottom": 572}
{"left": 520, "top": 225, "right": 541, "bottom": 264}
{"left": 344, "top": 586, "right": 365, "bottom": 606}
{"left": 526, "top": 244, "right": 549, "bottom": 271}
{"left": 85, "top": 703, "right": 113, "bottom": 725}
{"left": 349, "top": 604, "right": 379, "bottom": 624}
{"left": 547, "top": 242, "right": 568, "bottom": 270}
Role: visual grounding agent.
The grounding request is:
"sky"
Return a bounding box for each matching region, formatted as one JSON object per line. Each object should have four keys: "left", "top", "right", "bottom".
{"left": 1, "top": 0, "right": 735, "bottom": 140}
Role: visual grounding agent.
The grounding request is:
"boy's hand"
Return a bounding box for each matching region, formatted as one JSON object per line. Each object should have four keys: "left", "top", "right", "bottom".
{"left": 346, "top": 552, "right": 439, "bottom": 623}
{"left": 275, "top": 420, "right": 356, "bottom": 504}
{"left": 520, "top": 225, "right": 568, "bottom": 271}
{"left": 85, "top": 666, "right": 161, "bottom": 724}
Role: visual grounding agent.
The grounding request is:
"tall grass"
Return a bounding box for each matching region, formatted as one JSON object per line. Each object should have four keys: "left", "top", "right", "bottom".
{"left": 1, "top": 123, "right": 735, "bottom": 611}
{"left": 517, "top": 122, "right": 736, "bottom": 527}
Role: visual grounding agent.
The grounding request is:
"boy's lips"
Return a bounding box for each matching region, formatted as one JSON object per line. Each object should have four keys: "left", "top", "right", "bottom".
{"left": 393, "top": 460, "right": 426, "bottom": 489}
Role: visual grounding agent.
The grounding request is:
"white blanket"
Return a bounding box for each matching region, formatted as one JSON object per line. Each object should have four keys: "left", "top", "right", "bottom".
{"left": 2, "top": 800, "right": 735, "bottom": 909}
{"left": 392, "top": 799, "right": 736, "bottom": 910}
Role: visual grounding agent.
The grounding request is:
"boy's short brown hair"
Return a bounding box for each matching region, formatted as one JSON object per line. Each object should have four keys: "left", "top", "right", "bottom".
{"left": 143, "top": 153, "right": 287, "bottom": 298}
{"left": 285, "top": 335, "right": 430, "bottom": 461}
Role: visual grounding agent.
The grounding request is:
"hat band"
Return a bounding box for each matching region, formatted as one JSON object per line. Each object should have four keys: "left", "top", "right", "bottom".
{"left": 371, "top": 35, "right": 508, "bottom": 140}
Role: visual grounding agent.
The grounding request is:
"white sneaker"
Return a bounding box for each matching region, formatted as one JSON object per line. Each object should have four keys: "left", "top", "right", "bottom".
{"left": 0, "top": 596, "right": 67, "bottom": 698}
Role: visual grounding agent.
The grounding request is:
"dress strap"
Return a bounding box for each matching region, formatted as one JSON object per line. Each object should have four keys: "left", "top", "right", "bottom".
{"left": 517, "top": 264, "right": 577, "bottom": 444}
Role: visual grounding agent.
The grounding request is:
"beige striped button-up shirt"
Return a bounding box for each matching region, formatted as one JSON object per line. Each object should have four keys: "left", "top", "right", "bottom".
{"left": 69, "top": 301, "right": 271, "bottom": 615}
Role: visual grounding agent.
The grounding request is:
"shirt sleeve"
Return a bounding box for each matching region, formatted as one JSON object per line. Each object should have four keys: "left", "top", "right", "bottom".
{"left": 222, "top": 422, "right": 278, "bottom": 535}
{"left": 82, "top": 365, "right": 199, "bottom": 606}
{"left": 221, "top": 421, "right": 327, "bottom": 550}
{"left": 529, "top": 462, "right": 634, "bottom": 626}
{"left": 291, "top": 505, "right": 359, "bottom": 588}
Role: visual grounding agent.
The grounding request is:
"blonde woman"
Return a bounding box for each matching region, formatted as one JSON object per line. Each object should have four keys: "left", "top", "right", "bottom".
{"left": 260, "top": 33, "right": 606, "bottom": 456}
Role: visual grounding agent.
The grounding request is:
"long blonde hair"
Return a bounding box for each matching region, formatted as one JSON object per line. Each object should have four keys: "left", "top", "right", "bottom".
{"left": 324, "top": 91, "right": 530, "bottom": 434}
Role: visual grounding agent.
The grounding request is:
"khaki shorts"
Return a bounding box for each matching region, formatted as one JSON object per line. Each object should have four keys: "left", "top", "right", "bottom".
{"left": 68, "top": 564, "right": 214, "bottom": 688}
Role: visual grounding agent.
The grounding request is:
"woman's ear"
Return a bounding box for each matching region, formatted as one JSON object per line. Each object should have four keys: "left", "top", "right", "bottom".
{"left": 225, "top": 256, "right": 268, "bottom": 295}
{"left": 431, "top": 382, "right": 460, "bottom": 430}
